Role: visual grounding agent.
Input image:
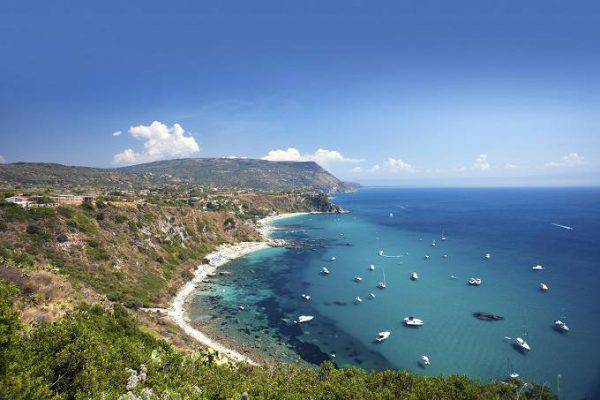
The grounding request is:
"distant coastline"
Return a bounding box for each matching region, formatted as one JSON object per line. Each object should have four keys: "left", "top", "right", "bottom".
{"left": 168, "top": 212, "right": 315, "bottom": 364}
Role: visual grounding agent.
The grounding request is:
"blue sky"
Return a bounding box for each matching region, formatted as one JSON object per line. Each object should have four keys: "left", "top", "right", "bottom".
{"left": 1, "top": 1, "right": 599, "bottom": 186}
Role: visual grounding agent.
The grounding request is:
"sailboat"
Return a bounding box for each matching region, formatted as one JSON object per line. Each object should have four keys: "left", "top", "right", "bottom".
{"left": 440, "top": 226, "right": 447, "bottom": 241}
{"left": 377, "top": 265, "right": 387, "bottom": 289}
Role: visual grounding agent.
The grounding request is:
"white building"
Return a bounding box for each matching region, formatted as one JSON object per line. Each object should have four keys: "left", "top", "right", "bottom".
{"left": 5, "top": 196, "right": 29, "bottom": 207}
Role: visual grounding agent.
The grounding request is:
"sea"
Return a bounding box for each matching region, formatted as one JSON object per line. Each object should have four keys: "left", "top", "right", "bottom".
{"left": 187, "top": 187, "right": 600, "bottom": 399}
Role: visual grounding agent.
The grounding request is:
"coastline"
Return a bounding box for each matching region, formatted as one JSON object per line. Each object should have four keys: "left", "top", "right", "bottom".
{"left": 168, "top": 211, "right": 314, "bottom": 365}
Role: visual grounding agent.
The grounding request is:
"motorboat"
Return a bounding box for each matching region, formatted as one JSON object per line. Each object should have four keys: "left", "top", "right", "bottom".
{"left": 442, "top": 254, "right": 448, "bottom": 258}
{"left": 424, "top": 255, "right": 430, "bottom": 260}
{"left": 368, "top": 293, "right": 376, "bottom": 299}
{"left": 431, "top": 240, "right": 436, "bottom": 247}
{"left": 468, "top": 278, "right": 482, "bottom": 286}
{"left": 354, "top": 276, "right": 363, "bottom": 282}
{"left": 410, "top": 272, "right": 419, "bottom": 281}
{"left": 239, "top": 306, "right": 246, "bottom": 311}
{"left": 376, "top": 331, "right": 391, "bottom": 342}
{"left": 509, "top": 372, "right": 520, "bottom": 380}
{"left": 369, "top": 264, "right": 375, "bottom": 271}
{"left": 539, "top": 283, "right": 549, "bottom": 292}
{"left": 484, "top": 253, "right": 491, "bottom": 259}
{"left": 421, "top": 355, "right": 430, "bottom": 365}
{"left": 354, "top": 296, "right": 363, "bottom": 303}
{"left": 301, "top": 294, "right": 311, "bottom": 301}
{"left": 514, "top": 337, "right": 531, "bottom": 351}
{"left": 379, "top": 250, "right": 384, "bottom": 256}
{"left": 532, "top": 264, "right": 544, "bottom": 271}
{"left": 330, "top": 256, "right": 336, "bottom": 261}
{"left": 377, "top": 282, "right": 386, "bottom": 289}
{"left": 554, "top": 320, "right": 570, "bottom": 332}
{"left": 295, "top": 315, "right": 314, "bottom": 324}
{"left": 403, "top": 316, "right": 424, "bottom": 327}
{"left": 320, "top": 267, "right": 330, "bottom": 275}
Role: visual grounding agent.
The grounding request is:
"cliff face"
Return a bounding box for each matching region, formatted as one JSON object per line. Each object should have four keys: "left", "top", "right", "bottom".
{"left": 0, "top": 158, "right": 359, "bottom": 194}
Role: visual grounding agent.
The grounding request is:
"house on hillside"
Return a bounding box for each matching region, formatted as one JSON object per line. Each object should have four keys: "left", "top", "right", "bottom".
{"left": 4, "top": 196, "right": 29, "bottom": 207}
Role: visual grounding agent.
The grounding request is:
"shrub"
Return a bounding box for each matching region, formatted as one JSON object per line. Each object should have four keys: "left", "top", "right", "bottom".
{"left": 26, "top": 224, "right": 40, "bottom": 235}
{"left": 114, "top": 215, "right": 127, "bottom": 224}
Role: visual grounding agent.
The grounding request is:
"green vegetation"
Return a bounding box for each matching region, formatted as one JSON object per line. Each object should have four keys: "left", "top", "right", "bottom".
{"left": 0, "top": 280, "right": 555, "bottom": 400}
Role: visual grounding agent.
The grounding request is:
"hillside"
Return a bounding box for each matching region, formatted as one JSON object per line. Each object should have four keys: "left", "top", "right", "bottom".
{"left": 0, "top": 158, "right": 358, "bottom": 193}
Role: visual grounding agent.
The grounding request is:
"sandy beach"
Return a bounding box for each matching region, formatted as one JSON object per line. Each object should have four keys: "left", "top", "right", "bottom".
{"left": 168, "top": 212, "right": 312, "bottom": 364}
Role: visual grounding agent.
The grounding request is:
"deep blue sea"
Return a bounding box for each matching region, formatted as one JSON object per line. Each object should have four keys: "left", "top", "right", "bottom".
{"left": 189, "top": 188, "right": 600, "bottom": 399}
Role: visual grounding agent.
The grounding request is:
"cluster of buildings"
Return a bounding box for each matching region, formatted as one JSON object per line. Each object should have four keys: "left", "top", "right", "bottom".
{"left": 4, "top": 194, "right": 94, "bottom": 208}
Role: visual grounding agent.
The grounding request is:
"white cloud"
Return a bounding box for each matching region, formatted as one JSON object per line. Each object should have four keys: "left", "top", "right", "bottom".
{"left": 473, "top": 154, "right": 490, "bottom": 171}
{"left": 545, "top": 152, "right": 586, "bottom": 168}
{"left": 350, "top": 166, "right": 363, "bottom": 173}
{"left": 0, "top": 155, "right": 5, "bottom": 164}
{"left": 113, "top": 121, "right": 200, "bottom": 165}
{"left": 504, "top": 163, "right": 518, "bottom": 170}
{"left": 261, "top": 147, "right": 362, "bottom": 165}
{"left": 386, "top": 157, "right": 415, "bottom": 172}
{"left": 224, "top": 155, "right": 247, "bottom": 159}
{"left": 112, "top": 130, "right": 122, "bottom": 137}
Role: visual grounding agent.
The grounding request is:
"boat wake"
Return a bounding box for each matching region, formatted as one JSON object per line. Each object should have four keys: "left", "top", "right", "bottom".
{"left": 378, "top": 250, "right": 403, "bottom": 258}
{"left": 551, "top": 222, "right": 573, "bottom": 230}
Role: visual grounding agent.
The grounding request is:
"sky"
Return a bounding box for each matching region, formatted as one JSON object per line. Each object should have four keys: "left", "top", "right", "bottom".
{"left": 1, "top": 1, "right": 599, "bottom": 186}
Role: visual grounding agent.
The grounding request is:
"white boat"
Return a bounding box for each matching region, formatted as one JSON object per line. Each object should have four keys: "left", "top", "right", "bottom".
{"left": 376, "top": 331, "right": 391, "bottom": 342}
{"left": 389, "top": 212, "right": 394, "bottom": 217}
{"left": 431, "top": 240, "right": 436, "bottom": 247}
{"left": 421, "top": 355, "right": 430, "bottom": 365}
{"left": 450, "top": 274, "right": 457, "bottom": 279}
{"left": 295, "top": 315, "right": 314, "bottom": 324}
{"left": 532, "top": 264, "right": 544, "bottom": 271}
{"left": 484, "top": 253, "right": 491, "bottom": 259}
{"left": 354, "top": 276, "right": 363, "bottom": 282}
{"left": 514, "top": 337, "right": 531, "bottom": 351}
{"left": 509, "top": 372, "right": 520, "bottom": 380}
{"left": 539, "top": 283, "right": 549, "bottom": 292}
{"left": 468, "top": 278, "right": 482, "bottom": 286}
{"left": 411, "top": 272, "right": 419, "bottom": 281}
{"left": 379, "top": 250, "right": 384, "bottom": 256}
{"left": 321, "top": 267, "right": 330, "bottom": 275}
{"left": 354, "top": 296, "right": 363, "bottom": 303}
{"left": 554, "top": 320, "right": 570, "bottom": 332}
{"left": 442, "top": 254, "right": 448, "bottom": 258}
{"left": 239, "top": 306, "right": 246, "bottom": 311}
{"left": 369, "top": 264, "right": 375, "bottom": 271}
{"left": 377, "top": 265, "right": 387, "bottom": 289}
{"left": 368, "top": 293, "right": 376, "bottom": 299}
{"left": 330, "top": 256, "right": 336, "bottom": 261}
{"left": 301, "top": 294, "right": 311, "bottom": 301}
{"left": 424, "top": 255, "right": 430, "bottom": 260}
{"left": 403, "top": 316, "right": 424, "bottom": 326}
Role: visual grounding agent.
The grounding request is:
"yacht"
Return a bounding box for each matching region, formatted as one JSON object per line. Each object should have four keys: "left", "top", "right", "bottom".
{"left": 376, "top": 331, "right": 391, "bottom": 342}
{"left": 554, "top": 320, "right": 570, "bottom": 332}
{"left": 514, "top": 337, "right": 531, "bottom": 351}
{"left": 368, "top": 293, "right": 376, "bottom": 299}
{"left": 421, "top": 355, "right": 430, "bottom": 365}
{"left": 377, "top": 265, "right": 387, "bottom": 289}
{"left": 468, "top": 278, "right": 483, "bottom": 286}
{"left": 369, "top": 264, "right": 375, "bottom": 271}
{"left": 484, "top": 253, "right": 491, "bottom": 260}
{"left": 301, "top": 294, "right": 311, "bottom": 301}
{"left": 539, "top": 283, "right": 549, "bottom": 292}
{"left": 532, "top": 264, "right": 544, "bottom": 271}
{"left": 354, "top": 276, "right": 363, "bottom": 282}
{"left": 354, "top": 296, "right": 363, "bottom": 303}
{"left": 410, "top": 272, "right": 419, "bottom": 281}
{"left": 320, "top": 267, "right": 330, "bottom": 275}
{"left": 403, "top": 316, "right": 424, "bottom": 327}
{"left": 295, "top": 315, "right": 314, "bottom": 324}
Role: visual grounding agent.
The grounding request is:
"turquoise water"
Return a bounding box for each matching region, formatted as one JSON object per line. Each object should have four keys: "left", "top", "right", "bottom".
{"left": 189, "top": 188, "right": 600, "bottom": 399}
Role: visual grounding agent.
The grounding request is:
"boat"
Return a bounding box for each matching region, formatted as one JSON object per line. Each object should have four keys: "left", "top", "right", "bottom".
{"left": 389, "top": 212, "right": 394, "bottom": 217}
{"left": 450, "top": 274, "right": 457, "bottom": 279}
{"left": 440, "top": 226, "right": 447, "bottom": 241}
{"left": 539, "top": 283, "right": 549, "bottom": 292}
{"left": 473, "top": 312, "right": 504, "bottom": 321}
{"left": 532, "top": 264, "right": 544, "bottom": 271}
{"left": 320, "top": 267, "right": 330, "bottom": 275}
{"left": 376, "top": 331, "right": 391, "bottom": 342}
{"left": 369, "top": 264, "right": 375, "bottom": 271}
{"left": 301, "top": 294, "right": 311, "bottom": 301}
{"left": 514, "top": 337, "right": 531, "bottom": 351}
{"left": 295, "top": 315, "right": 314, "bottom": 324}
{"left": 410, "top": 272, "right": 419, "bottom": 281}
{"left": 509, "top": 372, "right": 520, "bottom": 380}
{"left": 421, "top": 355, "right": 430, "bottom": 365}
{"left": 354, "top": 276, "right": 363, "bottom": 282}
{"left": 468, "top": 278, "right": 482, "bottom": 286}
{"left": 239, "top": 306, "right": 246, "bottom": 311}
{"left": 554, "top": 320, "right": 570, "bottom": 332}
{"left": 424, "top": 255, "right": 430, "bottom": 260}
{"left": 379, "top": 250, "right": 384, "bottom": 256}
{"left": 442, "top": 254, "right": 448, "bottom": 258}
{"left": 330, "top": 256, "right": 336, "bottom": 261}
{"left": 354, "top": 296, "right": 363, "bottom": 303}
{"left": 403, "top": 316, "right": 424, "bottom": 326}
{"left": 484, "top": 253, "right": 491, "bottom": 259}
{"left": 431, "top": 240, "right": 436, "bottom": 247}
{"left": 377, "top": 265, "right": 387, "bottom": 289}
{"left": 368, "top": 293, "right": 376, "bottom": 299}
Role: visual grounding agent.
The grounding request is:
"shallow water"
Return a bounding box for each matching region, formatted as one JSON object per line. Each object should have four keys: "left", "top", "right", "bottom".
{"left": 188, "top": 187, "right": 600, "bottom": 399}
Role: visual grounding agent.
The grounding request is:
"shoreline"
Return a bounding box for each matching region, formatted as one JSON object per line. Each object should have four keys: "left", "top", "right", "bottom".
{"left": 168, "top": 211, "right": 315, "bottom": 365}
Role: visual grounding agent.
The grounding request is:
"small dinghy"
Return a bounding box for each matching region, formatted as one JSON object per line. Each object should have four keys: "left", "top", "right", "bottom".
{"left": 403, "top": 316, "right": 424, "bottom": 327}
{"left": 442, "top": 254, "right": 448, "bottom": 259}
{"left": 554, "top": 320, "right": 570, "bottom": 332}
{"left": 379, "top": 250, "right": 384, "bottom": 256}
{"left": 320, "top": 267, "right": 330, "bottom": 275}
{"left": 330, "top": 256, "right": 336, "bottom": 261}
{"left": 468, "top": 278, "right": 483, "bottom": 286}
{"left": 424, "top": 255, "right": 430, "bottom": 260}
{"left": 354, "top": 296, "right": 363, "bottom": 304}
{"left": 239, "top": 306, "right": 246, "bottom": 311}
{"left": 301, "top": 294, "right": 311, "bottom": 301}
{"left": 369, "top": 264, "right": 375, "bottom": 271}
{"left": 532, "top": 264, "right": 544, "bottom": 271}
{"left": 539, "top": 282, "right": 549, "bottom": 292}
{"left": 421, "top": 355, "right": 430, "bottom": 365}
{"left": 295, "top": 315, "right": 314, "bottom": 324}
{"left": 354, "top": 276, "right": 363, "bottom": 282}
{"left": 484, "top": 253, "right": 491, "bottom": 259}
{"left": 368, "top": 293, "right": 376, "bottom": 299}
{"left": 376, "top": 331, "right": 391, "bottom": 342}
{"left": 410, "top": 272, "right": 419, "bottom": 281}
{"left": 431, "top": 240, "right": 436, "bottom": 247}
{"left": 473, "top": 312, "right": 504, "bottom": 321}
{"left": 514, "top": 337, "right": 531, "bottom": 351}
